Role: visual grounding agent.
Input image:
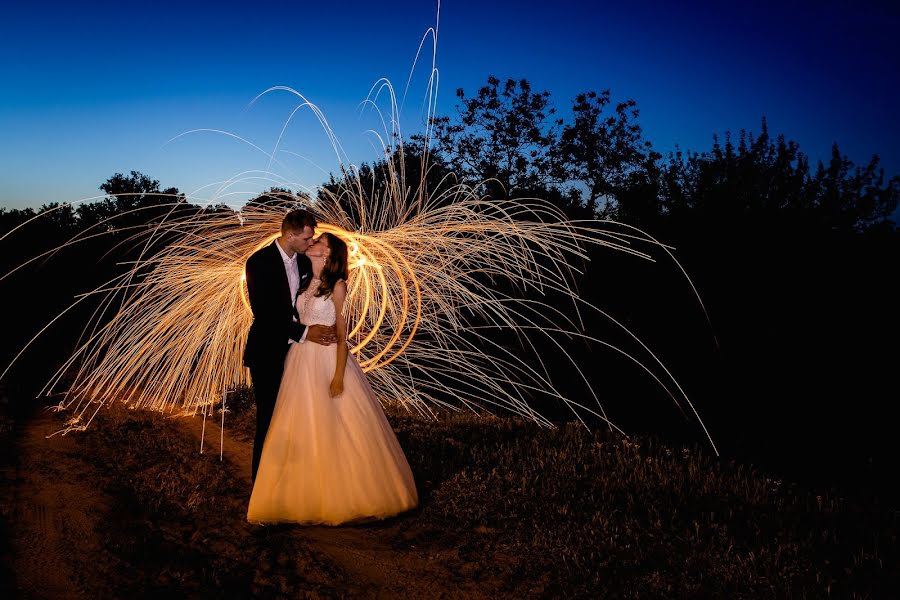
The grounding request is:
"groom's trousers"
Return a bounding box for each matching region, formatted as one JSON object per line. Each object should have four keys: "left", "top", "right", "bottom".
{"left": 248, "top": 358, "right": 286, "bottom": 485}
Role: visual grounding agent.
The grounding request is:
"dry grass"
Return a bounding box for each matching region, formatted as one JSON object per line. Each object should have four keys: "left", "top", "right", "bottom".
{"left": 3, "top": 395, "right": 897, "bottom": 598}
{"left": 376, "top": 404, "right": 898, "bottom": 598}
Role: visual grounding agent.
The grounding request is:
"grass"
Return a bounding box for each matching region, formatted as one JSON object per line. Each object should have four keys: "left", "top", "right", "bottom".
{"left": 4, "top": 393, "right": 898, "bottom": 598}
{"left": 377, "top": 404, "right": 898, "bottom": 598}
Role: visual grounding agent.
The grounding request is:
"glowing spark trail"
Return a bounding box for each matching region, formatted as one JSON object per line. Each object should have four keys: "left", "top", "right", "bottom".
{"left": 1, "top": 178, "right": 717, "bottom": 455}
{"left": 0, "top": 6, "right": 719, "bottom": 455}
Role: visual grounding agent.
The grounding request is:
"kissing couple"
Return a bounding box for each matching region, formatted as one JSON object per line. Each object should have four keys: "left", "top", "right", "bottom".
{"left": 242, "top": 209, "right": 418, "bottom": 525}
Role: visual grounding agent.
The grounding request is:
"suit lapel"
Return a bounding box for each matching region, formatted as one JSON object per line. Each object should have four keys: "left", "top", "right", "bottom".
{"left": 269, "top": 241, "right": 292, "bottom": 309}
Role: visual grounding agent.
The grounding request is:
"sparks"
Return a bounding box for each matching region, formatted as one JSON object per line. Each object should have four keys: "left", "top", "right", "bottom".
{"left": 0, "top": 6, "right": 719, "bottom": 455}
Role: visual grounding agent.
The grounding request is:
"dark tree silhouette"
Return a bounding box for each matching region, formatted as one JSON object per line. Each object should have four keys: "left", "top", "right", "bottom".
{"left": 429, "top": 76, "right": 562, "bottom": 201}
{"left": 76, "top": 171, "right": 185, "bottom": 230}
{"left": 99, "top": 171, "right": 178, "bottom": 207}
{"left": 657, "top": 118, "right": 899, "bottom": 233}
{"left": 557, "top": 90, "right": 661, "bottom": 218}
{"left": 430, "top": 78, "right": 898, "bottom": 233}
{"left": 244, "top": 187, "right": 311, "bottom": 213}
{"left": 0, "top": 207, "right": 35, "bottom": 235}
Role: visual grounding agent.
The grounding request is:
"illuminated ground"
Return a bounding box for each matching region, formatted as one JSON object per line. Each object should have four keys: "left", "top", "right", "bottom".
{"left": 1, "top": 400, "right": 896, "bottom": 597}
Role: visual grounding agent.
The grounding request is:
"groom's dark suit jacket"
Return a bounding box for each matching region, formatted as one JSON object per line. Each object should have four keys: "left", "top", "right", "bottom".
{"left": 242, "top": 240, "right": 313, "bottom": 369}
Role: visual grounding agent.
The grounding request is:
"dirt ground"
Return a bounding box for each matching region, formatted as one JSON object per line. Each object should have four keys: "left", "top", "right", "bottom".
{"left": 2, "top": 410, "right": 114, "bottom": 599}
{"left": 174, "top": 411, "right": 494, "bottom": 598}
{"left": 2, "top": 408, "right": 506, "bottom": 598}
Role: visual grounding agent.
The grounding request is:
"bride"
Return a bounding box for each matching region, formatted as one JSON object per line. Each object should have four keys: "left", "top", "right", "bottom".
{"left": 247, "top": 232, "right": 419, "bottom": 525}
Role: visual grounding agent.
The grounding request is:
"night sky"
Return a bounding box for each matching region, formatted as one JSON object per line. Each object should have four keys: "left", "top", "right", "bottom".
{"left": 1, "top": 0, "right": 898, "bottom": 210}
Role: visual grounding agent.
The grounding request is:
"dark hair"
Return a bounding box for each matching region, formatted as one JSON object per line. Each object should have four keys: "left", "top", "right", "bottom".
{"left": 281, "top": 209, "right": 317, "bottom": 234}
{"left": 315, "top": 232, "right": 349, "bottom": 298}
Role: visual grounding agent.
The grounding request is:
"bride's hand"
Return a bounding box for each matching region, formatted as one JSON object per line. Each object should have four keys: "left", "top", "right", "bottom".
{"left": 329, "top": 378, "right": 344, "bottom": 398}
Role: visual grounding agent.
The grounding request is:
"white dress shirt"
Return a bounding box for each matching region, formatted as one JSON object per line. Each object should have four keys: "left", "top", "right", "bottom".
{"left": 275, "top": 239, "right": 307, "bottom": 344}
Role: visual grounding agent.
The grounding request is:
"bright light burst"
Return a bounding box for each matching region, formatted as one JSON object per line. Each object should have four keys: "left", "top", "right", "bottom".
{"left": 2, "top": 169, "right": 717, "bottom": 454}
{"left": 0, "top": 6, "right": 719, "bottom": 455}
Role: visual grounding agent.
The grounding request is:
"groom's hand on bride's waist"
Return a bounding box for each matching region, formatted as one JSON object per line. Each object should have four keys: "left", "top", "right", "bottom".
{"left": 307, "top": 324, "right": 338, "bottom": 346}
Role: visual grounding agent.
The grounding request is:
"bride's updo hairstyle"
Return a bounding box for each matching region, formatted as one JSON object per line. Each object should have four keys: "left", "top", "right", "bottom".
{"left": 315, "top": 232, "right": 349, "bottom": 299}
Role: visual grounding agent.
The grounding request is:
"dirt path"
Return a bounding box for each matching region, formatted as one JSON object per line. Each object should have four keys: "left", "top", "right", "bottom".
{"left": 175, "top": 412, "right": 491, "bottom": 598}
{"left": 4, "top": 407, "right": 501, "bottom": 598}
{"left": 3, "top": 410, "right": 116, "bottom": 598}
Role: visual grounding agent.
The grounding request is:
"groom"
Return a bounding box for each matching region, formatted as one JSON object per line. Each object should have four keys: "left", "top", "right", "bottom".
{"left": 243, "top": 209, "right": 337, "bottom": 484}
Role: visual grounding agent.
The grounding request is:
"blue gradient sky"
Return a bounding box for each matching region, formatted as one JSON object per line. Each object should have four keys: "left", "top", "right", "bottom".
{"left": 1, "top": 0, "right": 898, "bottom": 210}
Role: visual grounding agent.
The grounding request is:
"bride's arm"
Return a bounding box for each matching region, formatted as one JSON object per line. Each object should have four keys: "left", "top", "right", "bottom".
{"left": 329, "top": 279, "right": 349, "bottom": 397}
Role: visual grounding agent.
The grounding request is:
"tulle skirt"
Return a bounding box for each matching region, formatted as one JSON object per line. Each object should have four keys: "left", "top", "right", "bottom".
{"left": 247, "top": 340, "right": 419, "bottom": 525}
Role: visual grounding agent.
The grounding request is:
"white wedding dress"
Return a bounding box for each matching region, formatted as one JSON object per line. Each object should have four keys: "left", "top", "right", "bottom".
{"left": 247, "top": 279, "right": 419, "bottom": 525}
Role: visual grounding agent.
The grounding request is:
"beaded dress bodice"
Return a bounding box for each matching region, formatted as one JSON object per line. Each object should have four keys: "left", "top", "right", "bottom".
{"left": 296, "top": 279, "right": 336, "bottom": 327}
